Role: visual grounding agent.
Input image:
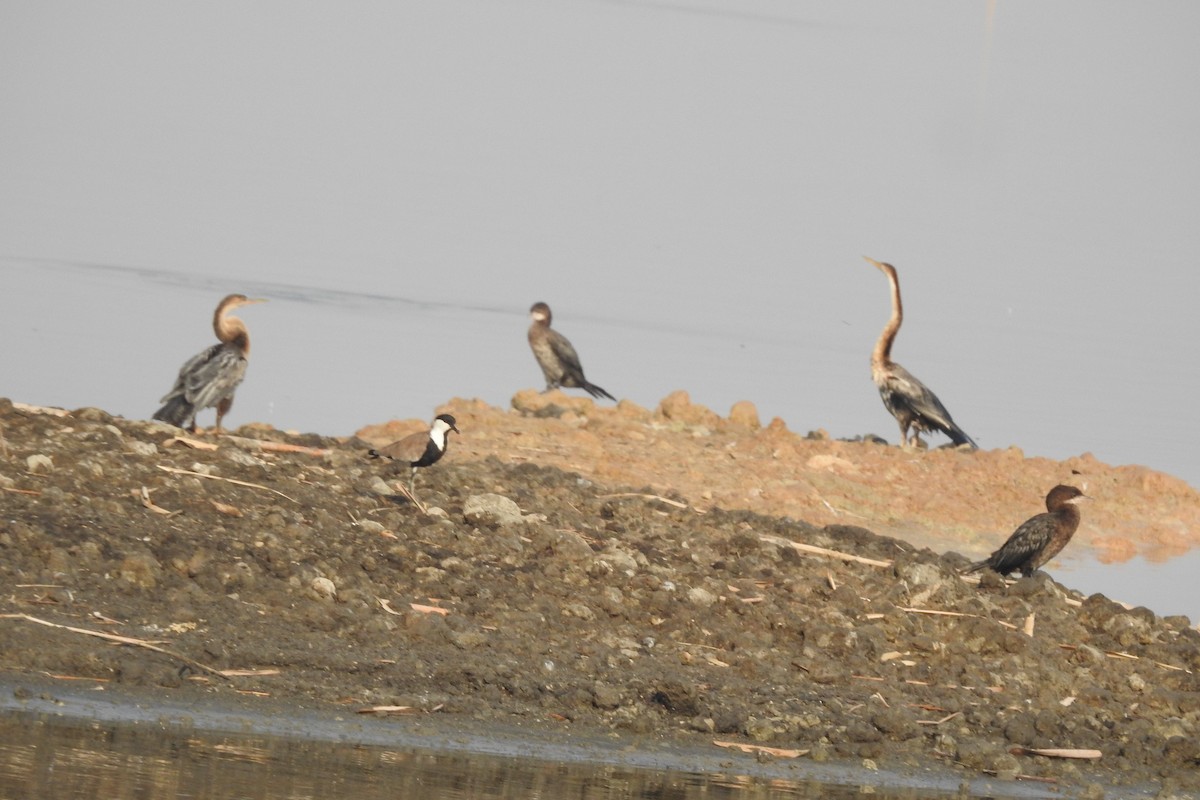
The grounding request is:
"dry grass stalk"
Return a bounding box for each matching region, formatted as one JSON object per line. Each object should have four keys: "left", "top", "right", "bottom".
{"left": 895, "top": 606, "right": 1019, "bottom": 630}
{"left": 3, "top": 613, "right": 228, "bottom": 680}
{"left": 164, "top": 436, "right": 219, "bottom": 451}
{"left": 410, "top": 603, "right": 450, "bottom": 616}
{"left": 136, "top": 486, "right": 178, "bottom": 516}
{"left": 1010, "top": 746, "right": 1102, "bottom": 760}
{"left": 219, "top": 434, "right": 331, "bottom": 457}
{"left": 596, "top": 492, "right": 689, "bottom": 509}
{"left": 210, "top": 500, "right": 243, "bottom": 517}
{"left": 378, "top": 598, "right": 404, "bottom": 616}
{"left": 1057, "top": 643, "right": 1193, "bottom": 675}
{"left": 156, "top": 464, "right": 297, "bottom": 503}
{"left": 712, "top": 740, "right": 807, "bottom": 758}
{"left": 390, "top": 482, "right": 427, "bottom": 513}
{"left": 757, "top": 533, "right": 893, "bottom": 568}
{"left": 979, "top": 769, "right": 1058, "bottom": 784}
{"left": 1023, "top": 612, "right": 1036, "bottom": 637}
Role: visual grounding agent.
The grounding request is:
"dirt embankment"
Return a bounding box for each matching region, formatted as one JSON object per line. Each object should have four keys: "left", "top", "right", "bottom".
{"left": 1, "top": 392, "right": 1198, "bottom": 796}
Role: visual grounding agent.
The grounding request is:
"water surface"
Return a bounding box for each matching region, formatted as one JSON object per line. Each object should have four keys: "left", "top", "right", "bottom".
{"left": 0, "top": 683, "right": 1053, "bottom": 800}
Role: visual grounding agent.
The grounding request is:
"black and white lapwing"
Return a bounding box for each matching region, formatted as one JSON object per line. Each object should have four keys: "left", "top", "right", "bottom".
{"left": 368, "top": 413, "right": 459, "bottom": 508}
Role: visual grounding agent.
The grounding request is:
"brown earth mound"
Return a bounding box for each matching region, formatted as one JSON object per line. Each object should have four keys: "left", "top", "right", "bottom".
{"left": 1, "top": 393, "right": 1198, "bottom": 796}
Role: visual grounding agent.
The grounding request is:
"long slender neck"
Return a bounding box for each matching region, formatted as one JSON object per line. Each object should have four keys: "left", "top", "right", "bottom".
{"left": 872, "top": 265, "right": 903, "bottom": 367}
{"left": 214, "top": 307, "right": 250, "bottom": 355}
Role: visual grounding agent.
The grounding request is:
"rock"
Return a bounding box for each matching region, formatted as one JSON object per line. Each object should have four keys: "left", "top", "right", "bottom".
{"left": 25, "top": 454, "right": 53, "bottom": 474}
{"left": 727, "top": 401, "right": 761, "bottom": 429}
{"left": 596, "top": 543, "right": 639, "bottom": 575}
{"left": 655, "top": 390, "right": 720, "bottom": 427}
{"left": 310, "top": 576, "right": 337, "bottom": 600}
{"left": 561, "top": 603, "right": 595, "bottom": 621}
{"left": 592, "top": 682, "right": 622, "bottom": 709}
{"left": 685, "top": 587, "right": 717, "bottom": 607}
{"left": 549, "top": 530, "right": 594, "bottom": 562}
{"left": 511, "top": 389, "right": 595, "bottom": 417}
{"left": 127, "top": 441, "right": 158, "bottom": 457}
{"left": 871, "top": 707, "right": 920, "bottom": 740}
{"left": 650, "top": 681, "right": 699, "bottom": 715}
{"left": 73, "top": 407, "right": 113, "bottom": 423}
{"left": 118, "top": 551, "right": 162, "bottom": 589}
{"left": 463, "top": 494, "right": 524, "bottom": 528}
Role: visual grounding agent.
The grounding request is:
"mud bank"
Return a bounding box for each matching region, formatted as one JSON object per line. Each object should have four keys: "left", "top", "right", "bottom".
{"left": 1, "top": 395, "right": 1197, "bottom": 797}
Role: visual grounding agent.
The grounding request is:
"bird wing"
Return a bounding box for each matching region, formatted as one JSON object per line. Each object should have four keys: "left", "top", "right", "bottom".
{"left": 547, "top": 330, "right": 587, "bottom": 381}
{"left": 373, "top": 430, "right": 428, "bottom": 464}
{"left": 883, "top": 365, "right": 962, "bottom": 435}
{"left": 177, "top": 344, "right": 248, "bottom": 410}
{"left": 986, "top": 514, "right": 1054, "bottom": 575}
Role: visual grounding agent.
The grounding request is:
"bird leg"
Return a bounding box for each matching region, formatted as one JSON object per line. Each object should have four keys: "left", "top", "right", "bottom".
{"left": 214, "top": 397, "right": 233, "bottom": 435}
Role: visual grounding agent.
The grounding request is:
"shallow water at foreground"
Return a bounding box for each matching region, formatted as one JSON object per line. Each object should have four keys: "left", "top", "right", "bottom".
{"left": 0, "top": 684, "right": 1056, "bottom": 800}
{"left": 0, "top": 714, "right": 971, "bottom": 800}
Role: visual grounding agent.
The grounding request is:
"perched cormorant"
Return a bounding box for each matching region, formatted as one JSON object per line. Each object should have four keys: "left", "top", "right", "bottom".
{"left": 527, "top": 302, "right": 615, "bottom": 401}
{"left": 153, "top": 294, "right": 266, "bottom": 433}
{"left": 864, "top": 257, "right": 975, "bottom": 448}
{"left": 964, "top": 484, "right": 1087, "bottom": 577}
{"left": 368, "top": 413, "right": 459, "bottom": 498}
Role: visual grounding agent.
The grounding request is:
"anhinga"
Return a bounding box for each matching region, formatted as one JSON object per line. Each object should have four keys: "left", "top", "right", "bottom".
{"left": 153, "top": 293, "right": 266, "bottom": 433}
{"left": 864, "top": 257, "right": 975, "bottom": 448}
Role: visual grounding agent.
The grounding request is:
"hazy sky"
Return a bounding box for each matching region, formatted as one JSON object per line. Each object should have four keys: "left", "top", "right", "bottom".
{"left": 2, "top": 1, "right": 1199, "bottom": 486}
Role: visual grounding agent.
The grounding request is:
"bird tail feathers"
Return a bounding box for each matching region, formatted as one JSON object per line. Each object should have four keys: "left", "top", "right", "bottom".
{"left": 152, "top": 396, "right": 193, "bottom": 428}
{"left": 961, "top": 559, "right": 989, "bottom": 575}
{"left": 582, "top": 381, "right": 616, "bottom": 402}
{"left": 947, "top": 426, "right": 977, "bottom": 448}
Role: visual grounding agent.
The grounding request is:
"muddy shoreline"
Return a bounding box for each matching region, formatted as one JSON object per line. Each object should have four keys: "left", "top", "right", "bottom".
{"left": 1, "top": 396, "right": 1198, "bottom": 797}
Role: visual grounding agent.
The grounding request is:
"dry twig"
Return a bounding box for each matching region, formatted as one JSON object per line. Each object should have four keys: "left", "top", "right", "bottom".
{"left": 758, "top": 533, "right": 892, "bottom": 568}
{"left": 136, "top": 486, "right": 179, "bottom": 516}
{"left": 596, "top": 492, "right": 689, "bottom": 509}
{"left": 1010, "top": 746, "right": 1102, "bottom": 760}
{"left": 2, "top": 613, "right": 228, "bottom": 680}
{"left": 219, "top": 434, "right": 331, "bottom": 457}
{"left": 713, "top": 740, "right": 807, "bottom": 759}
{"left": 156, "top": 464, "right": 297, "bottom": 503}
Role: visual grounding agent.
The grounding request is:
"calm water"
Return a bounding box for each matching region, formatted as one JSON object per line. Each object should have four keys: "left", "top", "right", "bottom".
{"left": 0, "top": 686, "right": 1050, "bottom": 800}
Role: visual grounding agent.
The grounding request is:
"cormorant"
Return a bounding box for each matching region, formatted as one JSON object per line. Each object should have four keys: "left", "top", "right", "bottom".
{"left": 527, "top": 302, "right": 615, "bottom": 401}
{"left": 153, "top": 293, "right": 266, "bottom": 433}
{"left": 964, "top": 484, "right": 1087, "bottom": 577}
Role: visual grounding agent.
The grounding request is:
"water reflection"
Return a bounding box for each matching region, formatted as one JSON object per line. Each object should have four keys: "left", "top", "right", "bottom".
{"left": 0, "top": 712, "right": 987, "bottom": 800}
